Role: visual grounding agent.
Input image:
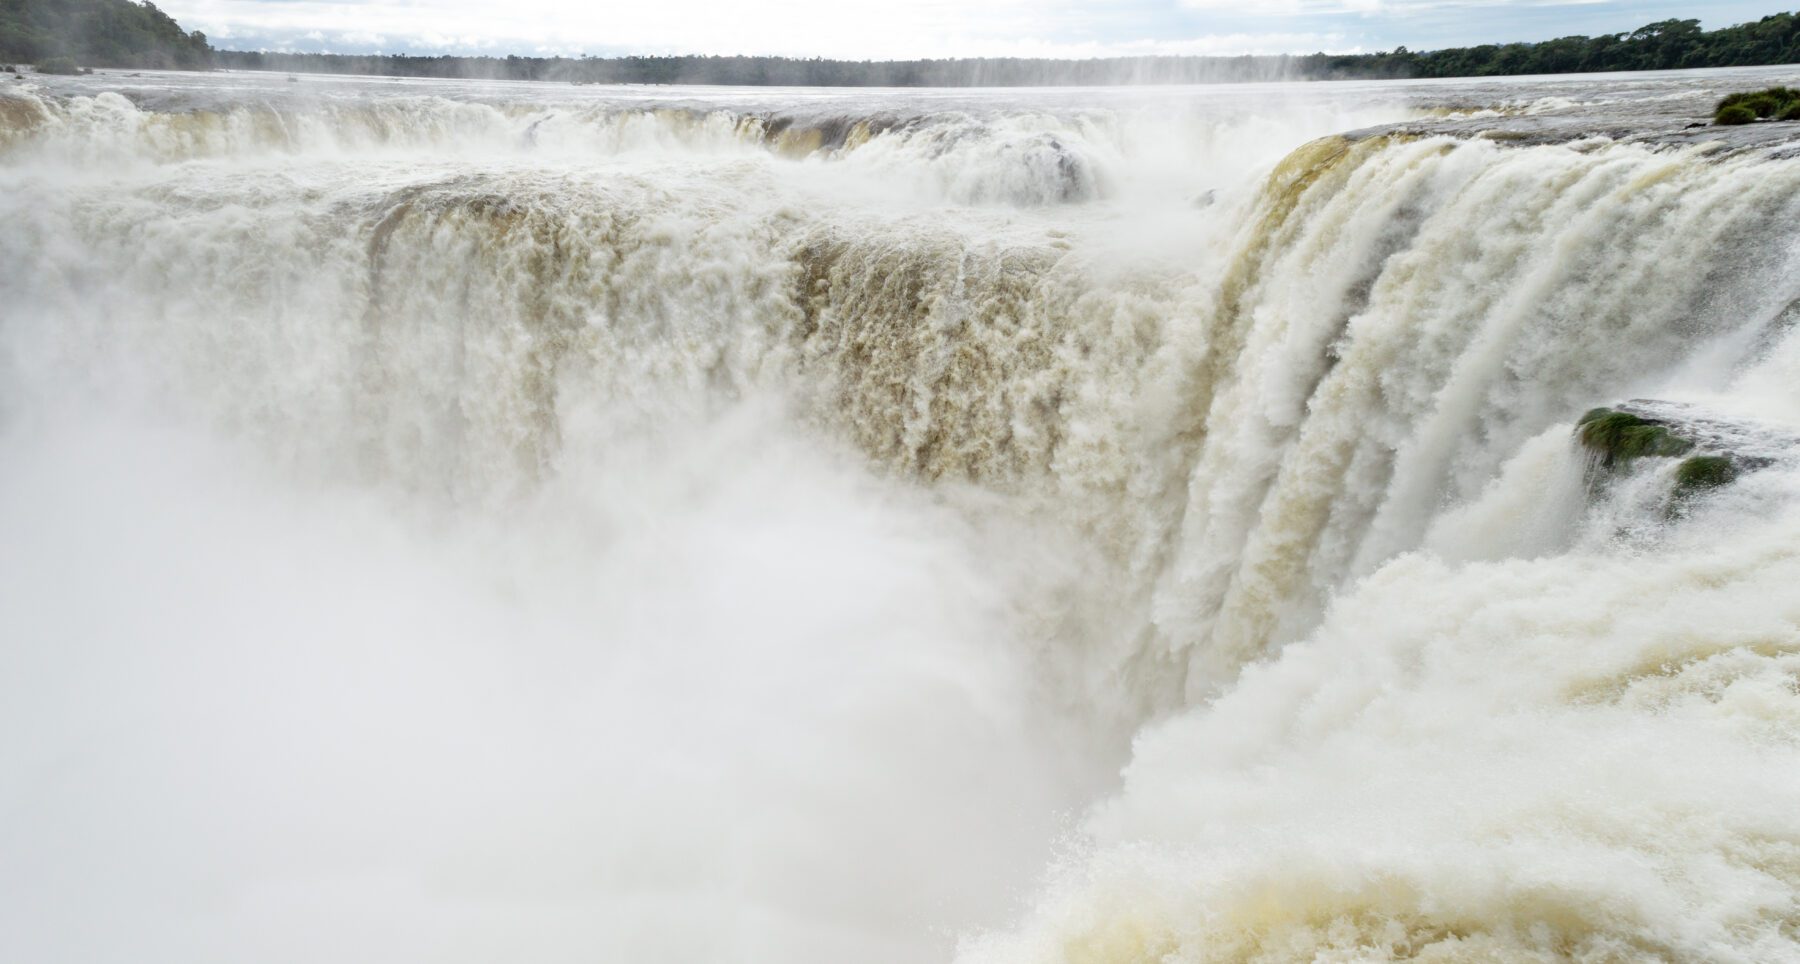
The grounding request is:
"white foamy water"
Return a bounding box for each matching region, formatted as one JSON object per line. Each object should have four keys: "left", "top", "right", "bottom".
{"left": 6, "top": 65, "right": 1800, "bottom": 963}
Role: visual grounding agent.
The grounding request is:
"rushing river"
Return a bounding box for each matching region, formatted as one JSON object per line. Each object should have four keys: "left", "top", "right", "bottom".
{"left": 6, "top": 64, "right": 1800, "bottom": 962}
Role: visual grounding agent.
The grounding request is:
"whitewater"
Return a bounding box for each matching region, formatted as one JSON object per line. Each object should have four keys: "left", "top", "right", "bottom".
{"left": 6, "top": 63, "right": 1800, "bottom": 963}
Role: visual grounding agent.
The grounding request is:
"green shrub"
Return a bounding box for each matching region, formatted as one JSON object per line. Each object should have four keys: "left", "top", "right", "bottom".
{"left": 1717, "top": 87, "right": 1800, "bottom": 124}
{"left": 1719, "top": 86, "right": 1800, "bottom": 109}
{"left": 35, "top": 56, "right": 81, "bottom": 75}
{"left": 1716, "top": 104, "right": 1758, "bottom": 125}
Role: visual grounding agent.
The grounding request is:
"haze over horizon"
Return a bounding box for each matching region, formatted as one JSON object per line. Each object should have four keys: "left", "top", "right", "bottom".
{"left": 164, "top": 0, "right": 1790, "bottom": 61}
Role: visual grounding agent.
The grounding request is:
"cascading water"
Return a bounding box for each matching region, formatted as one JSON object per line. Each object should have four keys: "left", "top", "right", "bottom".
{"left": 6, "top": 65, "right": 1800, "bottom": 963}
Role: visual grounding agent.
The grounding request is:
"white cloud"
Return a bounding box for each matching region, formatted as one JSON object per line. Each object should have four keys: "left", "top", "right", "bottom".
{"left": 160, "top": 0, "right": 1771, "bottom": 58}
{"left": 1179, "top": 0, "right": 1599, "bottom": 9}
{"left": 168, "top": 0, "right": 1358, "bottom": 58}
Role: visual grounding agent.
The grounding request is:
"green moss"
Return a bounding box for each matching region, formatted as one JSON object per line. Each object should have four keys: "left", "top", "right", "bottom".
{"left": 1715, "top": 104, "right": 1758, "bottom": 125}
{"left": 1664, "top": 454, "right": 1740, "bottom": 519}
{"left": 1674, "top": 455, "right": 1736, "bottom": 492}
{"left": 1576, "top": 408, "right": 1695, "bottom": 466}
{"left": 1782, "top": 103, "right": 1800, "bottom": 122}
{"left": 35, "top": 56, "right": 80, "bottom": 75}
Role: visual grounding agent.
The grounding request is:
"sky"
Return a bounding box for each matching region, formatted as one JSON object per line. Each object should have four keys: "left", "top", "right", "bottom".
{"left": 164, "top": 0, "right": 1793, "bottom": 60}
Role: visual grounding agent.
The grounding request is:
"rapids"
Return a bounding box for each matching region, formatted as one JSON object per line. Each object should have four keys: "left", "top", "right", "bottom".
{"left": 6, "top": 65, "right": 1800, "bottom": 963}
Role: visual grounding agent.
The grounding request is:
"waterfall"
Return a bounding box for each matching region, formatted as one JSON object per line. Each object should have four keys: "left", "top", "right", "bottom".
{"left": 6, "top": 69, "right": 1800, "bottom": 962}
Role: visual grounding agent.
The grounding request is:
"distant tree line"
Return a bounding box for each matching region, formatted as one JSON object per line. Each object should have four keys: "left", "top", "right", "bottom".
{"left": 4, "top": 0, "right": 1799, "bottom": 85}
{"left": 1324, "top": 15, "right": 1800, "bottom": 79}
{"left": 0, "top": 0, "right": 210, "bottom": 69}
{"left": 209, "top": 13, "right": 1800, "bottom": 85}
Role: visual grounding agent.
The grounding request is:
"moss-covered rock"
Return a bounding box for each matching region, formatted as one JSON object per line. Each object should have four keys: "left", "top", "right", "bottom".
{"left": 35, "top": 56, "right": 81, "bottom": 75}
{"left": 1576, "top": 408, "right": 1695, "bottom": 466}
{"left": 1673, "top": 455, "right": 1736, "bottom": 493}
{"left": 1664, "top": 455, "right": 1743, "bottom": 519}
{"left": 1574, "top": 403, "right": 1777, "bottom": 520}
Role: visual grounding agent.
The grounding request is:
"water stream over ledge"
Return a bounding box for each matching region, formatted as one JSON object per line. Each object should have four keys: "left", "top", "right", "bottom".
{"left": 7, "top": 64, "right": 1800, "bottom": 963}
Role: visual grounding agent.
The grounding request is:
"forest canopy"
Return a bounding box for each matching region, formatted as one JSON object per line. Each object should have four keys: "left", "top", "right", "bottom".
{"left": 0, "top": 0, "right": 210, "bottom": 68}
{"left": 4, "top": 0, "right": 1799, "bottom": 85}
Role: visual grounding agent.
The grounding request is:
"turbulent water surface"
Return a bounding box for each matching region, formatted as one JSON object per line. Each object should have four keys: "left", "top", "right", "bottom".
{"left": 7, "top": 64, "right": 1800, "bottom": 962}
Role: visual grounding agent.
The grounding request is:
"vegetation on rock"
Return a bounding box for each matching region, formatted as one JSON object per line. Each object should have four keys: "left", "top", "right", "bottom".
{"left": 1574, "top": 407, "right": 1768, "bottom": 519}
{"left": 1673, "top": 455, "right": 1737, "bottom": 493}
{"left": 1715, "top": 86, "right": 1800, "bottom": 124}
{"left": 1716, "top": 104, "right": 1759, "bottom": 125}
{"left": 1577, "top": 408, "right": 1696, "bottom": 467}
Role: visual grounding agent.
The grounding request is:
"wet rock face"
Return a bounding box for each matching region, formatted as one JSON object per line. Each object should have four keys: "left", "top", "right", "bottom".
{"left": 1575, "top": 401, "right": 1786, "bottom": 511}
